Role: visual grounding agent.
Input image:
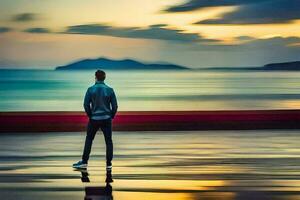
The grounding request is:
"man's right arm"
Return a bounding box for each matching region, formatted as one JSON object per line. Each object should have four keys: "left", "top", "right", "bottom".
{"left": 110, "top": 89, "right": 118, "bottom": 119}
{"left": 83, "top": 88, "right": 92, "bottom": 118}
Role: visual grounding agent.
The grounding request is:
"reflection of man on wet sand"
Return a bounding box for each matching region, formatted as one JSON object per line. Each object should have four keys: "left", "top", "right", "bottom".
{"left": 85, "top": 183, "right": 112, "bottom": 200}
{"left": 75, "top": 168, "right": 113, "bottom": 200}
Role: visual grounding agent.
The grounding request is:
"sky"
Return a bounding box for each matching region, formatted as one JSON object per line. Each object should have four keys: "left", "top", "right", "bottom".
{"left": 0, "top": 0, "right": 300, "bottom": 69}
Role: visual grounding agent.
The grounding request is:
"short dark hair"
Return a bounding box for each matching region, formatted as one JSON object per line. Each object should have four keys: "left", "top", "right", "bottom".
{"left": 95, "top": 70, "right": 106, "bottom": 81}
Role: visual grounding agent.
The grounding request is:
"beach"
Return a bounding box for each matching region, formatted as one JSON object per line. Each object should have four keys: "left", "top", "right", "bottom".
{"left": 1, "top": 1, "right": 300, "bottom": 199}
{"left": 0, "top": 130, "right": 300, "bottom": 200}
{"left": 1, "top": 68, "right": 300, "bottom": 200}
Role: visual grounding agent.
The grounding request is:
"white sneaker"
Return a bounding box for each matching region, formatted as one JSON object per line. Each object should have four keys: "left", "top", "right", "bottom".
{"left": 72, "top": 161, "right": 88, "bottom": 169}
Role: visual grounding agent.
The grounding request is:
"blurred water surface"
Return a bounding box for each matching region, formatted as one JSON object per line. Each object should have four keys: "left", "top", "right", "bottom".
{"left": 1, "top": 69, "right": 300, "bottom": 111}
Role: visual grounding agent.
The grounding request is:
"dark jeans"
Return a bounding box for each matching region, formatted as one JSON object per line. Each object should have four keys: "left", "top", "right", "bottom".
{"left": 82, "top": 118, "right": 113, "bottom": 165}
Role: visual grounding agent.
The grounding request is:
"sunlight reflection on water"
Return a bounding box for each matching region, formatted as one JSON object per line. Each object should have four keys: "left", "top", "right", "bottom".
{"left": 0, "top": 130, "right": 300, "bottom": 199}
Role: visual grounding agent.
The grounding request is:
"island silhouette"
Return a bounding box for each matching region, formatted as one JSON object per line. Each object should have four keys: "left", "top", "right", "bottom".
{"left": 55, "top": 58, "right": 300, "bottom": 71}
{"left": 56, "top": 57, "right": 189, "bottom": 70}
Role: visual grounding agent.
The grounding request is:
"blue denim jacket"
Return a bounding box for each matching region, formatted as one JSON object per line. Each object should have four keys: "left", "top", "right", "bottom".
{"left": 83, "top": 81, "right": 118, "bottom": 120}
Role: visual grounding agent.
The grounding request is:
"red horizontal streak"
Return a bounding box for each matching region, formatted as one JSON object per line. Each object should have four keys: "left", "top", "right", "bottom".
{"left": 0, "top": 110, "right": 300, "bottom": 132}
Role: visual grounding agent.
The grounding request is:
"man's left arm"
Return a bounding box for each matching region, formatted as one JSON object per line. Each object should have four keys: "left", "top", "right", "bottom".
{"left": 110, "top": 89, "right": 118, "bottom": 119}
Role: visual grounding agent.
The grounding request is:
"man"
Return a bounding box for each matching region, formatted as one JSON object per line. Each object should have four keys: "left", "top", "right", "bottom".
{"left": 73, "top": 70, "right": 118, "bottom": 171}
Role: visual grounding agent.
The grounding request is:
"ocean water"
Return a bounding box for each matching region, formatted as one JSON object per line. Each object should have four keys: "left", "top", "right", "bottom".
{"left": 0, "top": 69, "right": 300, "bottom": 111}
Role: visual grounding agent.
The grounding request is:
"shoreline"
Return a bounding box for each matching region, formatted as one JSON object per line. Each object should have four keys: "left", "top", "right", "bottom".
{"left": 1, "top": 110, "right": 300, "bottom": 132}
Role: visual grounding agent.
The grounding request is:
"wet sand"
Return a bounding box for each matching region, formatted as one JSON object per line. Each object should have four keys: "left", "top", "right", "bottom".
{"left": 0, "top": 130, "right": 300, "bottom": 199}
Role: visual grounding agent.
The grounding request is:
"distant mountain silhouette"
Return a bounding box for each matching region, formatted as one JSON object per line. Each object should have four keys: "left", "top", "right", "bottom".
{"left": 198, "top": 61, "right": 300, "bottom": 71}
{"left": 261, "top": 61, "right": 300, "bottom": 70}
{"left": 55, "top": 57, "right": 189, "bottom": 70}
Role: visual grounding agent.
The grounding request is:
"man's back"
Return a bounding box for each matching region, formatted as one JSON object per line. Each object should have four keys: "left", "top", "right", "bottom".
{"left": 73, "top": 70, "right": 117, "bottom": 170}
{"left": 84, "top": 81, "right": 118, "bottom": 120}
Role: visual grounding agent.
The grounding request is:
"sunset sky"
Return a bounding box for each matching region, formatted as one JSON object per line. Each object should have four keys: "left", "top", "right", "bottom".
{"left": 0, "top": 0, "right": 299, "bottom": 69}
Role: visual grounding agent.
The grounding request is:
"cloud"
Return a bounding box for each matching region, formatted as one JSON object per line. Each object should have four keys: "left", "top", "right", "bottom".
{"left": 235, "top": 36, "right": 256, "bottom": 41}
{"left": 241, "top": 36, "right": 300, "bottom": 51}
{"left": 193, "top": 36, "right": 300, "bottom": 52}
{"left": 0, "top": 27, "right": 12, "bottom": 33}
{"left": 1, "top": 30, "right": 299, "bottom": 69}
{"left": 164, "top": 0, "right": 264, "bottom": 12}
{"left": 24, "top": 27, "right": 51, "bottom": 33}
{"left": 12, "top": 13, "right": 38, "bottom": 22}
{"left": 64, "top": 23, "right": 217, "bottom": 43}
{"left": 165, "top": 0, "right": 300, "bottom": 24}
{"left": 168, "top": 36, "right": 300, "bottom": 68}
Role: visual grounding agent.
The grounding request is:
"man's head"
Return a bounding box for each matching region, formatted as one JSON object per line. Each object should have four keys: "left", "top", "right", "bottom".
{"left": 95, "top": 70, "right": 106, "bottom": 81}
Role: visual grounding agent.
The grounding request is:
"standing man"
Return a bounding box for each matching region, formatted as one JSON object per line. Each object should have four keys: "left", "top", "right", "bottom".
{"left": 73, "top": 70, "right": 118, "bottom": 171}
